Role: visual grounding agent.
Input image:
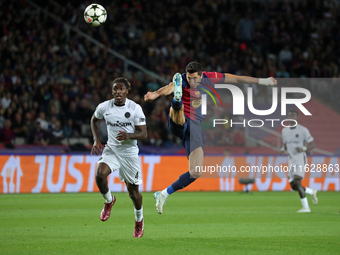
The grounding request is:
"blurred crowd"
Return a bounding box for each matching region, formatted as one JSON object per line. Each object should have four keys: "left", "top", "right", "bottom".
{"left": 1, "top": 0, "right": 340, "bottom": 148}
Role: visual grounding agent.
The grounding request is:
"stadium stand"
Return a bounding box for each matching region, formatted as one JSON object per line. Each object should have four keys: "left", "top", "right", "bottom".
{"left": 0, "top": 0, "right": 339, "bottom": 154}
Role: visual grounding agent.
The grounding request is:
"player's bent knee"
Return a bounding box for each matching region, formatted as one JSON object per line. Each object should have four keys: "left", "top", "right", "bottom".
{"left": 290, "top": 182, "right": 297, "bottom": 190}
{"left": 290, "top": 179, "right": 301, "bottom": 191}
{"left": 189, "top": 169, "right": 202, "bottom": 179}
{"left": 96, "top": 163, "right": 111, "bottom": 177}
{"left": 95, "top": 173, "right": 106, "bottom": 184}
{"left": 293, "top": 179, "right": 302, "bottom": 187}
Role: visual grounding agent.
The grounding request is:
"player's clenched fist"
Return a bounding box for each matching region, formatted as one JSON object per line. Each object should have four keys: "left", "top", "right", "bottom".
{"left": 116, "top": 130, "right": 130, "bottom": 141}
{"left": 144, "top": 91, "right": 158, "bottom": 101}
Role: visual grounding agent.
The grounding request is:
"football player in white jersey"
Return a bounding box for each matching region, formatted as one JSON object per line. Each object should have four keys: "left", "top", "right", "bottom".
{"left": 90, "top": 77, "right": 147, "bottom": 237}
{"left": 280, "top": 109, "right": 318, "bottom": 213}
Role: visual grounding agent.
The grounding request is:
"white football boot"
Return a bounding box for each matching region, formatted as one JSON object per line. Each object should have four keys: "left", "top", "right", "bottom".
{"left": 173, "top": 73, "right": 182, "bottom": 101}
{"left": 154, "top": 191, "right": 167, "bottom": 214}
{"left": 311, "top": 189, "right": 318, "bottom": 205}
{"left": 297, "top": 208, "right": 311, "bottom": 213}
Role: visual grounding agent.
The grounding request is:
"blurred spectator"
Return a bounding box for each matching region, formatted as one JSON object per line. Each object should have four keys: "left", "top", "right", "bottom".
{"left": 278, "top": 45, "right": 293, "bottom": 67}
{"left": 36, "top": 112, "right": 49, "bottom": 131}
{"left": 23, "top": 112, "right": 35, "bottom": 140}
{"left": 11, "top": 113, "right": 28, "bottom": 138}
{"left": 0, "top": 119, "right": 15, "bottom": 149}
{"left": 48, "top": 116, "right": 58, "bottom": 134}
{"left": 1, "top": 92, "right": 12, "bottom": 109}
{"left": 146, "top": 77, "right": 159, "bottom": 92}
{"left": 276, "top": 65, "right": 290, "bottom": 78}
{"left": 0, "top": 114, "right": 5, "bottom": 129}
{"left": 236, "top": 12, "right": 254, "bottom": 43}
{"left": 28, "top": 122, "right": 49, "bottom": 146}
{"left": 146, "top": 113, "right": 163, "bottom": 146}
{"left": 48, "top": 92, "right": 62, "bottom": 117}
{"left": 77, "top": 98, "right": 93, "bottom": 123}
{"left": 63, "top": 118, "right": 78, "bottom": 139}
{"left": 51, "top": 120, "right": 64, "bottom": 144}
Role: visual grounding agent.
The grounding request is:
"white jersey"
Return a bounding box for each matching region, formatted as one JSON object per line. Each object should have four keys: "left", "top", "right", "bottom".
{"left": 94, "top": 98, "right": 146, "bottom": 156}
{"left": 281, "top": 124, "right": 314, "bottom": 164}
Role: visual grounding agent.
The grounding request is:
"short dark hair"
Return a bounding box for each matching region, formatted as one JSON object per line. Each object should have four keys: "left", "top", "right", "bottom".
{"left": 289, "top": 109, "right": 299, "bottom": 115}
{"left": 185, "top": 61, "right": 202, "bottom": 75}
{"left": 112, "top": 77, "right": 131, "bottom": 90}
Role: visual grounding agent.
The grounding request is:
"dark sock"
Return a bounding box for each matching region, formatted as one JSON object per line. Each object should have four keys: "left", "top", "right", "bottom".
{"left": 167, "top": 172, "right": 197, "bottom": 194}
{"left": 171, "top": 98, "right": 182, "bottom": 111}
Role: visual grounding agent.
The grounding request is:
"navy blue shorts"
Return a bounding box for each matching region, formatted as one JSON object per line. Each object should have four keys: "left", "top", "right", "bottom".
{"left": 168, "top": 115, "right": 204, "bottom": 158}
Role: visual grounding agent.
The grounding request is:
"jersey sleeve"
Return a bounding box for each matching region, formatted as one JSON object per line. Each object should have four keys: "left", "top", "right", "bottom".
{"left": 134, "top": 104, "right": 146, "bottom": 126}
{"left": 181, "top": 73, "right": 187, "bottom": 89}
{"left": 202, "top": 72, "right": 225, "bottom": 83}
{"left": 94, "top": 102, "right": 105, "bottom": 119}
{"left": 303, "top": 127, "right": 314, "bottom": 143}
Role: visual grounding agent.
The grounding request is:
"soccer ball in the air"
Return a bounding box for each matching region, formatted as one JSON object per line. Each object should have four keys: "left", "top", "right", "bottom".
{"left": 84, "top": 4, "right": 107, "bottom": 27}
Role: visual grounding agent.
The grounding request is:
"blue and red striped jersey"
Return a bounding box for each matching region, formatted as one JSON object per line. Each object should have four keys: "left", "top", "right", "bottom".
{"left": 181, "top": 71, "right": 225, "bottom": 122}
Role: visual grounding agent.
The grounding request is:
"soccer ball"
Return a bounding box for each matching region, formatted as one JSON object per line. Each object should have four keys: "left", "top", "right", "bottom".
{"left": 84, "top": 4, "right": 107, "bottom": 27}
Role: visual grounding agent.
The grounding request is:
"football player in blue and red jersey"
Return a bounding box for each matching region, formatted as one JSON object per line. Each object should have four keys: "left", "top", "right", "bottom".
{"left": 144, "top": 61, "right": 276, "bottom": 214}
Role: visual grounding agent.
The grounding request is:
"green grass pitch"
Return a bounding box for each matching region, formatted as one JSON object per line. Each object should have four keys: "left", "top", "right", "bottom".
{"left": 1, "top": 191, "right": 339, "bottom": 255}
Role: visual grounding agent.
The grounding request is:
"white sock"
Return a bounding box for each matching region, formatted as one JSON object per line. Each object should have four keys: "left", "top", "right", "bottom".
{"left": 102, "top": 189, "right": 112, "bottom": 203}
{"left": 134, "top": 206, "right": 143, "bottom": 222}
{"left": 305, "top": 187, "right": 313, "bottom": 195}
{"left": 161, "top": 189, "right": 169, "bottom": 198}
{"left": 300, "top": 197, "right": 310, "bottom": 209}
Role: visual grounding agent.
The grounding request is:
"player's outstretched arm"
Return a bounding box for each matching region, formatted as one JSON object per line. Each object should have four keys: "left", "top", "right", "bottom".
{"left": 144, "top": 83, "right": 174, "bottom": 101}
{"left": 116, "top": 125, "right": 147, "bottom": 141}
{"left": 224, "top": 73, "right": 277, "bottom": 86}
{"left": 90, "top": 114, "right": 104, "bottom": 155}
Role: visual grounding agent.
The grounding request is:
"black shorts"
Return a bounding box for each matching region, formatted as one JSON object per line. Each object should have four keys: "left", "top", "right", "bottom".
{"left": 168, "top": 115, "right": 204, "bottom": 158}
